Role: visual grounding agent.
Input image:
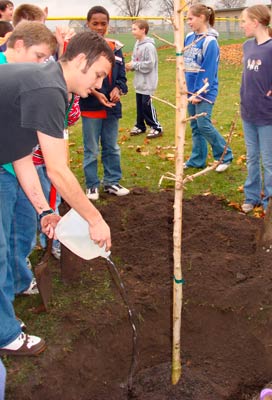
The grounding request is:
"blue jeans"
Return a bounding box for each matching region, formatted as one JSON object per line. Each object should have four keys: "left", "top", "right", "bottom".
{"left": 242, "top": 120, "right": 272, "bottom": 209}
{"left": 82, "top": 116, "right": 122, "bottom": 188}
{"left": 0, "top": 167, "right": 21, "bottom": 347}
{"left": 0, "top": 359, "right": 6, "bottom": 400}
{"left": 186, "top": 102, "right": 233, "bottom": 168}
{"left": 11, "top": 186, "right": 36, "bottom": 296}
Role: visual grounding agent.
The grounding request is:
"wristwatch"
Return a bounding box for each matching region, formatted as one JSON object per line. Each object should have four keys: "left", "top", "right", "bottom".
{"left": 38, "top": 208, "right": 54, "bottom": 222}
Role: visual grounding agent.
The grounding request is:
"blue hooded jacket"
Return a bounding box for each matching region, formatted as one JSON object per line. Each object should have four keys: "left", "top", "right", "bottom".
{"left": 184, "top": 28, "right": 219, "bottom": 103}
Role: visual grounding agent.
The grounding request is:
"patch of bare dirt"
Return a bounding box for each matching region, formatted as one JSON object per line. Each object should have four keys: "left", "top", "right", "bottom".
{"left": 6, "top": 191, "right": 272, "bottom": 400}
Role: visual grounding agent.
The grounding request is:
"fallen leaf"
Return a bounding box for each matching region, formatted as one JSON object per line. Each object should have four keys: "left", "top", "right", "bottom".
{"left": 237, "top": 185, "right": 244, "bottom": 193}
{"left": 166, "top": 153, "right": 175, "bottom": 160}
{"left": 140, "top": 151, "right": 150, "bottom": 157}
{"left": 228, "top": 201, "right": 241, "bottom": 210}
{"left": 236, "top": 155, "right": 246, "bottom": 165}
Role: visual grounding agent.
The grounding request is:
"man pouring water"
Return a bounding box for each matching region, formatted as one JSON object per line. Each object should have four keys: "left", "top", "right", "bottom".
{"left": 0, "top": 31, "right": 113, "bottom": 357}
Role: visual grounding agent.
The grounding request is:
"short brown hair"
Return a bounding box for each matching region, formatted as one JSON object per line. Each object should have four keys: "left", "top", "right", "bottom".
{"left": 0, "top": 0, "right": 13, "bottom": 12}
{"left": 0, "top": 20, "right": 12, "bottom": 37}
{"left": 7, "top": 21, "right": 57, "bottom": 54}
{"left": 13, "top": 3, "right": 45, "bottom": 26}
{"left": 132, "top": 19, "right": 149, "bottom": 34}
{"left": 60, "top": 30, "right": 115, "bottom": 72}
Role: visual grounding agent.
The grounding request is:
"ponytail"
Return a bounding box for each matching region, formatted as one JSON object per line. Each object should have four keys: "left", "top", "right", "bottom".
{"left": 189, "top": 3, "right": 216, "bottom": 27}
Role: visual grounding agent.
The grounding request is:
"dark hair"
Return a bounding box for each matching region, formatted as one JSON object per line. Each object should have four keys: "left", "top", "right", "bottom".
{"left": 87, "top": 6, "right": 109, "bottom": 22}
{"left": 7, "top": 21, "right": 57, "bottom": 53}
{"left": 60, "top": 30, "right": 115, "bottom": 72}
{"left": 245, "top": 4, "right": 272, "bottom": 38}
{"left": 132, "top": 19, "right": 149, "bottom": 34}
{"left": 189, "top": 3, "right": 216, "bottom": 27}
{"left": 0, "top": 20, "right": 12, "bottom": 37}
{"left": 0, "top": 0, "right": 13, "bottom": 12}
{"left": 13, "top": 4, "right": 45, "bottom": 26}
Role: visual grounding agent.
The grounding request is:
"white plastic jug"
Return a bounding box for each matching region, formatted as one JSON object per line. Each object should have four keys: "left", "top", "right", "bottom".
{"left": 55, "top": 208, "right": 111, "bottom": 260}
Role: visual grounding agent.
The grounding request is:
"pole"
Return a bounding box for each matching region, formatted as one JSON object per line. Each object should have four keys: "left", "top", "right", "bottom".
{"left": 171, "top": 0, "right": 187, "bottom": 385}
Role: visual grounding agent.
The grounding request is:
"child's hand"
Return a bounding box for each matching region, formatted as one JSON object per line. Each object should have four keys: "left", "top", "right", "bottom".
{"left": 125, "top": 62, "right": 133, "bottom": 71}
{"left": 95, "top": 91, "right": 116, "bottom": 108}
{"left": 188, "top": 95, "right": 202, "bottom": 104}
{"left": 110, "top": 87, "right": 121, "bottom": 103}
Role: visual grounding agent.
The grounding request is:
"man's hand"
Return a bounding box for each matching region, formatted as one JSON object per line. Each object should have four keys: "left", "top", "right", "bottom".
{"left": 88, "top": 218, "right": 111, "bottom": 252}
{"left": 41, "top": 214, "right": 61, "bottom": 239}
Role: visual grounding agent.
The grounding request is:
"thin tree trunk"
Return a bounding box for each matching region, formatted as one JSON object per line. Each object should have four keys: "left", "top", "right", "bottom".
{"left": 172, "top": 0, "right": 187, "bottom": 385}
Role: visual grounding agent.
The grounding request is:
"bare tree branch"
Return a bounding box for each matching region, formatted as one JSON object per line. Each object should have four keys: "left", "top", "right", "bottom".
{"left": 111, "top": 0, "right": 153, "bottom": 17}
{"left": 216, "top": 0, "right": 246, "bottom": 9}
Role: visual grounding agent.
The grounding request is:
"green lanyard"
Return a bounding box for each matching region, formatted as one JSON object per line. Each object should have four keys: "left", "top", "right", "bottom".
{"left": 64, "top": 93, "right": 75, "bottom": 129}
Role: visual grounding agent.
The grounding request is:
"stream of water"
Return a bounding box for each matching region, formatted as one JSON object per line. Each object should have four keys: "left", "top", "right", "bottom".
{"left": 106, "top": 257, "right": 138, "bottom": 398}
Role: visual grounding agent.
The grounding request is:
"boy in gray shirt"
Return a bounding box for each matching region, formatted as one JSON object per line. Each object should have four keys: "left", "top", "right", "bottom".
{"left": 126, "top": 19, "right": 163, "bottom": 139}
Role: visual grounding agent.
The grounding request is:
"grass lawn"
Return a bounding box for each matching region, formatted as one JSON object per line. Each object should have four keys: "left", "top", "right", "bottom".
{"left": 68, "top": 42, "right": 246, "bottom": 208}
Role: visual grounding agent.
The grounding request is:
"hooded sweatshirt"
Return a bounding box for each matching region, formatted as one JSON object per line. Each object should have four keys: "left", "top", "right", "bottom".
{"left": 184, "top": 28, "right": 219, "bottom": 102}
{"left": 130, "top": 36, "right": 158, "bottom": 95}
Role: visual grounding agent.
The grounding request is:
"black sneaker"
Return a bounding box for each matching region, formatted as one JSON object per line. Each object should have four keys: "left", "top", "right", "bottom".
{"left": 104, "top": 184, "right": 130, "bottom": 196}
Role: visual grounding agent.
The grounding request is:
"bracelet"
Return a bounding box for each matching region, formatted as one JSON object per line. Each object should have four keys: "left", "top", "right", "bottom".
{"left": 38, "top": 208, "right": 54, "bottom": 221}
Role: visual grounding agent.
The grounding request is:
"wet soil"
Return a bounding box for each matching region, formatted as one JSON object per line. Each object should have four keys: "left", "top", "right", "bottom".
{"left": 6, "top": 190, "right": 272, "bottom": 400}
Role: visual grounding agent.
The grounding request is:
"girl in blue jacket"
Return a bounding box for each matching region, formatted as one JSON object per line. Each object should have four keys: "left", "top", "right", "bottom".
{"left": 184, "top": 3, "right": 233, "bottom": 172}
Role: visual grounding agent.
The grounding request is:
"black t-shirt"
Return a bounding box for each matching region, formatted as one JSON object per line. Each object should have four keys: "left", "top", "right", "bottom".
{"left": 0, "top": 61, "right": 68, "bottom": 164}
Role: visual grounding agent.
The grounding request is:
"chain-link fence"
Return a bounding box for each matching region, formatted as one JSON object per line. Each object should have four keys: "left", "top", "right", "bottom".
{"left": 47, "top": 17, "right": 244, "bottom": 52}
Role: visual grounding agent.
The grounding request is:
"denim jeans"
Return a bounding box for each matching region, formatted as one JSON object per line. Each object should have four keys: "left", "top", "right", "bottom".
{"left": 0, "top": 167, "right": 21, "bottom": 347}
{"left": 0, "top": 359, "right": 6, "bottom": 400}
{"left": 82, "top": 116, "right": 121, "bottom": 188}
{"left": 242, "top": 120, "right": 272, "bottom": 209}
{"left": 0, "top": 167, "right": 36, "bottom": 300}
{"left": 11, "top": 186, "right": 36, "bottom": 296}
{"left": 186, "top": 102, "right": 233, "bottom": 168}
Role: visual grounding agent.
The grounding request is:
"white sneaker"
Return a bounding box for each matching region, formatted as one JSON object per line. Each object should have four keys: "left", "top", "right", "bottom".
{"left": 0, "top": 332, "right": 46, "bottom": 356}
{"left": 146, "top": 128, "right": 163, "bottom": 139}
{"left": 215, "top": 162, "right": 231, "bottom": 172}
{"left": 21, "top": 278, "right": 39, "bottom": 295}
{"left": 241, "top": 203, "right": 254, "bottom": 213}
{"left": 183, "top": 163, "right": 188, "bottom": 169}
{"left": 51, "top": 246, "right": 61, "bottom": 260}
{"left": 86, "top": 187, "right": 99, "bottom": 201}
{"left": 130, "top": 126, "right": 145, "bottom": 136}
{"left": 104, "top": 184, "right": 130, "bottom": 196}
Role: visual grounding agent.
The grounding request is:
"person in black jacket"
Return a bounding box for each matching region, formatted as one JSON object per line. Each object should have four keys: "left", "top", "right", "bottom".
{"left": 80, "top": 6, "right": 129, "bottom": 201}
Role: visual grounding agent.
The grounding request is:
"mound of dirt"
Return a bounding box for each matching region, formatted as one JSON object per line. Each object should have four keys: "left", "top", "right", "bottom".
{"left": 6, "top": 191, "right": 272, "bottom": 400}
